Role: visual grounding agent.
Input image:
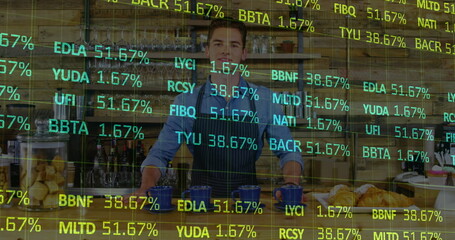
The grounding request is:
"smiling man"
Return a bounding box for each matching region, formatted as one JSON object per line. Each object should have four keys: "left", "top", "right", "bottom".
{"left": 129, "top": 18, "right": 304, "bottom": 198}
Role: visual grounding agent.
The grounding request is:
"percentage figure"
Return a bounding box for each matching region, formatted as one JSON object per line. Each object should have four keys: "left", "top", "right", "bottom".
{"left": 304, "top": 20, "right": 315, "bottom": 32}
{"left": 130, "top": 74, "right": 143, "bottom": 87}
{"left": 247, "top": 138, "right": 258, "bottom": 150}
{"left": 245, "top": 225, "right": 257, "bottom": 238}
{"left": 340, "top": 77, "right": 350, "bottom": 89}
{"left": 239, "top": 64, "right": 250, "bottom": 77}
{"left": 7, "top": 86, "right": 20, "bottom": 100}
{"left": 28, "top": 218, "right": 42, "bottom": 232}
{"left": 352, "top": 229, "right": 362, "bottom": 240}
{"left": 421, "top": 88, "right": 431, "bottom": 99}
{"left": 386, "top": 0, "right": 407, "bottom": 4}
{"left": 248, "top": 111, "right": 259, "bottom": 123}
{"left": 140, "top": 100, "right": 153, "bottom": 114}
{"left": 133, "top": 126, "right": 145, "bottom": 139}
{"left": 250, "top": 93, "right": 259, "bottom": 101}
{"left": 417, "top": 107, "right": 426, "bottom": 119}
{"left": 138, "top": 51, "right": 150, "bottom": 64}
{"left": 20, "top": 36, "right": 34, "bottom": 50}
{"left": 343, "top": 206, "right": 353, "bottom": 218}
{"left": 0, "top": 60, "right": 33, "bottom": 76}
{"left": 332, "top": 120, "right": 343, "bottom": 132}
{"left": 16, "top": 190, "right": 30, "bottom": 205}
{"left": 147, "top": 197, "right": 160, "bottom": 211}
{"left": 0, "top": 85, "right": 21, "bottom": 100}
{"left": 104, "top": 124, "right": 145, "bottom": 139}
{"left": 394, "top": 106, "right": 426, "bottom": 119}
{"left": 19, "top": 62, "right": 32, "bottom": 76}
{"left": 341, "top": 145, "right": 351, "bottom": 156}
{"left": 0, "top": 33, "right": 34, "bottom": 50}
{"left": 248, "top": 88, "right": 259, "bottom": 100}
{"left": 0, "top": 115, "right": 31, "bottom": 131}
{"left": 147, "top": 222, "right": 159, "bottom": 237}
{"left": 397, "top": 13, "right": 407, "bottom": 24}
{"left": 425, "top": 129, "right": 435, "bottom": 141}
{"left": 416, "top": 151, "right": 430, "bottom": 162}
{"left": 304, "top": 0, "right": 321, "bottom": 10}
{"left": 397, "top": 36, "right": 406, "bottom": 48}
{"left": 420, "top": 232, "right": 443, "bottom": 240}
{"left": 434, "top": 211, "right": 444, "bottom": 222}
{"left": 252, "top": 202, "right": 263, "bottom": 214}
{"left": 330, "top": 76, "right": 351, "bottom": 89}
{"left": 213, "top": 5, "right": 225, "bottom": 18}
{"left": 340, "top": 99, "right": 350, "bottom": 111}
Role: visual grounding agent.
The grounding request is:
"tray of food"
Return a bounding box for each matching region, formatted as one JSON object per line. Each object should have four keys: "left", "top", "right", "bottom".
{"left": 313, "top": 184, "right": 419, "bottom": 213}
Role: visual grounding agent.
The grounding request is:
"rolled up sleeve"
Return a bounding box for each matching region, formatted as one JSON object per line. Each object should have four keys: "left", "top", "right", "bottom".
{"left": 264, "top": 92, "right": 304, "bottom": 171}
{"left": 141, "top": 94, "right": 189, "bottom": 176}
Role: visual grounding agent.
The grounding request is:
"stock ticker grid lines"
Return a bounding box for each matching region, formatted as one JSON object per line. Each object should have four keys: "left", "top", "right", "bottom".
{"left": 0, "top": 0, "right": 454, "bottom": 239}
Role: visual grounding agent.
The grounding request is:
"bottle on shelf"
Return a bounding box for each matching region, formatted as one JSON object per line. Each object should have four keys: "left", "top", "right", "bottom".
{"left": 105, "top": 139, "right": 119, "bottom": 187}
{"left": 86, "top": 139, "right": 106, "bottom": 188}
{"left": 133, "top": 140, "right": 146, "bottom": 188}
{"left": 118, "top": 141, "right": 131, "bottom": 188}
{"left": 158, "top": 161, "right": 177, "bottom": 196}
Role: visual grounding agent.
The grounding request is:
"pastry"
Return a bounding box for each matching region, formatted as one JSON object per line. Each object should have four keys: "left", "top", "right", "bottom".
{"left": 52, "top": 155, "right": 65, "bottom": 172}
{"left": 328, "top": 191, "right": 358, "bottom": 206}
{"left": 388, "top": 192, "right": 414, "bottom": 207}
{"left": 20, "top": 153, "right": 66, "bottom": 209}
{"left": 45, "top": 181, "right": 59, "bottom": 194}
{"left": 43, "top": 194, "right": 58, "bottom": 208}
{"left": 328, "top": 184, "right": 350, "bottom": 198}
{"left": 357, "top": 188, "right": 414, "bottom": 207}
{"left": 29, "top": 182, "right": 49, "bottom": 201}
{"left": 327, "top": 184, "right": 414, "bottom": 208}
{"left": 354, "top": 184, "right": 375, "bottom": 195}
{"left": 357, "top": 187, "right": 386, "bottom": 207}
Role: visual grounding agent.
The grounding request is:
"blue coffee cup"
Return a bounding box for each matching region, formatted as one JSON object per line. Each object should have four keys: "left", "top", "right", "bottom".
{"left": 146, "top": 186, "right": 173, "bottom": 210}
{"left": 181, "top": 185, "right": 212, "bottom": 206}
{"left": 231, "top": 185, "right": 261, "bottom": 204}
{"left": 273, "top": 185, "right": 303, "bottom": 206}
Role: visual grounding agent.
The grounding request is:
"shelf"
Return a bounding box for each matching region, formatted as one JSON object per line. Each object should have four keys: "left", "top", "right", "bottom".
{"left": 187, "top": 20, "right": 302, "bottom": 29}
{"left": 85, "top": 116, "right": 308, "bottom": 124}
{"left": 12, "top": 45, "right": 319, "bottom": 60}
{"left": 85, "top": 116, "right": 168, "bottom": 123}
{"left": 76, "top": 84, "right": 170, "bottom": 92}
{"left": 246, "top": 53, "right": 321, "bottom": 60}
{"left": 187, "top": 19, "right": 266, "bottom": 27}
{"left": 144, "top": 52, "right": 321, "bottom": 60}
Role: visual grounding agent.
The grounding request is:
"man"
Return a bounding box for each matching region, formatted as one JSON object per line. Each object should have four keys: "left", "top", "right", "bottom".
{"left": 127, "top": 18, "right": 303, "bottom": 199}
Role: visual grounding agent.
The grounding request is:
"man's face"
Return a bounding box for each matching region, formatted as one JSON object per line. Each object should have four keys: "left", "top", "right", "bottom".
{"left": 205, "top": 27, "right": 247, "bottom": 69}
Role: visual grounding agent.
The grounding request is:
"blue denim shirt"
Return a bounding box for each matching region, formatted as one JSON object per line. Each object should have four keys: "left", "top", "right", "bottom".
{"left": 142, "top": 77, "right": 304, "bottom": 176}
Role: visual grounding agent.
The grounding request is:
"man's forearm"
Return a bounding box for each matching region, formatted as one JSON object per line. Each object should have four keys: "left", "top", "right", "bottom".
{"left": 139, "top": 166, "right": 162, "bottom": 190}
{"left": 282, "top": 161, "right": 302, "bottom": 185}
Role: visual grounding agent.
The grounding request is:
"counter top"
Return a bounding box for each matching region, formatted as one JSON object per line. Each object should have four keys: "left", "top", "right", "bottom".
{"left": 0, "top": 193, "right": 453, "bottom": 240}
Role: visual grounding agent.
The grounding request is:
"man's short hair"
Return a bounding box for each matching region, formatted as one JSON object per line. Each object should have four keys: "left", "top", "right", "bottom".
{"left": 207, "top": 18, "right": 247, "bottom": 49}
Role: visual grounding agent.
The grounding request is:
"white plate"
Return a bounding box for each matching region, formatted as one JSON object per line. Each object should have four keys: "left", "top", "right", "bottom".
{"left": 409, "top": 180, "right": 455, "bottom": 192}
{"left": 313, "top": 193, "right": 419, "bottom": 213}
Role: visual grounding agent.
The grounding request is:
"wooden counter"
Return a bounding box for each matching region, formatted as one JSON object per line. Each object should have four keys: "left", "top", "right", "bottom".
{"left": 0, "top": 193, "right": 453, "bottom": 240}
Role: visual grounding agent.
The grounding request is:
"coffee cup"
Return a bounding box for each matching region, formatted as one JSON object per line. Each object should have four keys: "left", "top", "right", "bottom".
{"left": 181, "top": 185, "right": 212, "bottom": 206}
{"left": 231, "top": 185, "right": 261, "bottom": 204}
{"left": 146, "top": 186, "right": 173, "bottom": 210}
{"left": 273, "top": 185, "right": 303, "bottom": 206}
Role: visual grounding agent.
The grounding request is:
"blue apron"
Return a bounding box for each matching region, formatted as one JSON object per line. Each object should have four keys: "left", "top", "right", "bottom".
{"left": 191, "top": 82, "right": 260, "bottom": 197}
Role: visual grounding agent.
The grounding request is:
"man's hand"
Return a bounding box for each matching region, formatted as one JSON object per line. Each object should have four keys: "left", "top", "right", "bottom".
{"left": 122, "top": 166, "right": 161, "bottom": 204}
{"left": 282, "top": 161, "right": 302, "bottom": 186}
{"left": 274, "top": 184, "right": 307, "bottom": 203}
{"left": 122, "top": 188, "right": 149, "bottom": 205}
{"left": 276, "top": 161, "right": 305, "bottom": 202}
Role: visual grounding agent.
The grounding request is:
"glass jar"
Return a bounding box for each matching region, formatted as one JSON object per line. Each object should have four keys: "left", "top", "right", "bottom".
{"left": 17, "top": 118, "right": 69, "bottom": 211}
{"left": 0, "top": 154, "right": 11, "bottom": 208}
